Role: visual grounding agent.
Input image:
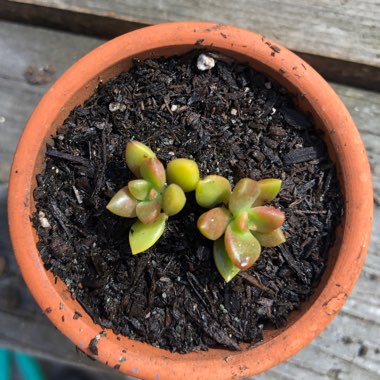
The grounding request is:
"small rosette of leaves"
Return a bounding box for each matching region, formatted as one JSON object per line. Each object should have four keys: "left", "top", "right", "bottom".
{"left": 197, "top": 178, "right": 286, "bottom": 282}
{"left": 107, "top": 141, "right": 187, "bottom": 254}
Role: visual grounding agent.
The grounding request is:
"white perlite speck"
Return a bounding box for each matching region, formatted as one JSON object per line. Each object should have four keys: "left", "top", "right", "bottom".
{"left": 72, "top": 185, "right": 83, "bottom": 204}
{"left": 197, "top": 54, "right": 215, "bottom": 71}
{"left": 38, "top": 211, "right": 51, "bottom": 228}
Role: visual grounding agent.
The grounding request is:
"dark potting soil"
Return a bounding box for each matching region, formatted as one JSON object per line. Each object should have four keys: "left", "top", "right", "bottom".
{"left": 32, "top": 51, "right": 343, "bottom": 353}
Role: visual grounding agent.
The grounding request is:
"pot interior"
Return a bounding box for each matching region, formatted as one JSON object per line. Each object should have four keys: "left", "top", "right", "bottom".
{"left": 31, "top": 44, "right": 344, "bottom": 346}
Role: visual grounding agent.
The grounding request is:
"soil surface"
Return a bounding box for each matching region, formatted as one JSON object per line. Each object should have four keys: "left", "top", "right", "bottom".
{"left": 32, "top": 51, "right": 343, "bottom": 353}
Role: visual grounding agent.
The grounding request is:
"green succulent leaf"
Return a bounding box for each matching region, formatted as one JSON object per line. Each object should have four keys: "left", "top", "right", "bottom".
{"left": 213, "top": 238, "right": 240, "bottom": 282}
{"left": 195, "top": 175, "right": 231, "bottom": 208}
{"left": 254, "top": 178, "right": 282, "bottom": 206}
{"left": 162, "top": 184, "right": 186, "bottom": 216}
{"left": 224, "top": 220, "right": 261, "bottom": 270}
{"left": 129, "top": 213, "right": 167, "bottom": 254}
{"left": 229, "top": 178, "right": 260, "bottom": 216}
{"left": 140, "top": 158, "right": 166, "bottom": 191}
{"left": 166, "top": 158, "right": 200, "bottom": 192}
{"left": 128, "top": 179, "right": 151, "bottom": 201}
{"left": 125, "top": 140, "right": 156, "bottom": 177}
{"left": 248, "top": 206, "right": 285, "bottom": 233}
{"left": 136, "top": 196, "right": 162, "bottom": 224}
{"left": 197, "top": 207, "right": 232, "bottom": 240}
{"left": 106, "top": 186, "right": 137, "bottom": 218}
{"left": 252, "top": 228, "right": 286, "bottom": 247}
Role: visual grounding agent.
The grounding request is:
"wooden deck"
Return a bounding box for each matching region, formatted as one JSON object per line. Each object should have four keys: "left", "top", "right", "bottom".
{"left": 0, "top": 3, "right": 379, "bottom": 379}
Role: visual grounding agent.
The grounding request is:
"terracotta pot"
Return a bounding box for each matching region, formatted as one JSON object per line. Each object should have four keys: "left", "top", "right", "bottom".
{"left": 8, "top": 22, "right": 373, "bottom": 379}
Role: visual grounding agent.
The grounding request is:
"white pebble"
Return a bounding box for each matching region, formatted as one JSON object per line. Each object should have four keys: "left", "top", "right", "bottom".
{"left": 230, "top": 108, "right": 238, "bottom": 116}
{"left": 197, "top": 54, "right": 215, "bottom": 71}
{"left": 38, "top": 211, "right": 51, "bottom": 228}
{"left": 109, "top": 102, "right": 120, "bottom": 112}
{"left": 170, "top": 104, "right": 178, "bottom": 112}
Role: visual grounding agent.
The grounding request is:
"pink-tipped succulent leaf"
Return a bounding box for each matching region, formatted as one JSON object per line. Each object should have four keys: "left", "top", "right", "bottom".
{"left": 248, "top": 206, "right": 285, "bottom": 233}
{"left": 136, "top": 197, "right": 162, "bottom": 224}
{"left": 197, "top": 207, "right": 232, "bottom": 240}
{"left": 140, "top": 158, "right": 166, "bottom": 191}
{"left": 229, "top": 178, "right": 260, "bottom": 215}
{"left": 125, "top": 140, "right": 156, "bottom": 177}
{"left": 224, "top": 220, "right": 261, "bottom": 270}
{"left": 106, "top": 186, "right": 138, "bottom": 218}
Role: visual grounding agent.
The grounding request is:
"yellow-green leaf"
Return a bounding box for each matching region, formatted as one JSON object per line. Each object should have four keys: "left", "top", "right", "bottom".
{"left": 162, "top": 184, "right": 186, "bottom": 216}
{"left": 213, "top": 238, "right": 240, "bottom": 282}
{"left": 128, "top": 179, "right": 151, "bottom": 200}
{"left": 254, "top": 178, "right": 282, "bottom": 206}
{"left": 224, "top": 220, "right": 261, "bottom": 270}
{"left": 197, "top": 207, "right": 231, "bottom": 240}
{"left": 106, "top": 186, "right": 137, "bottom": 218}
{"left": 166, "top": 158, "right": 200, "bottom": 192}
{"left": 129, "top": 213, "right": 167, "bottom": 254}
{"left": 195, "top": 175, "right": 231, "bottom": 208}
{"left": 125, "top": 140, "right": 156, "bottom": 177}
{"left": 229, "top": 178, "right": 260, "bottom": 216}
{"left": 252, "top": 228, "right": 286, "bottom": 247}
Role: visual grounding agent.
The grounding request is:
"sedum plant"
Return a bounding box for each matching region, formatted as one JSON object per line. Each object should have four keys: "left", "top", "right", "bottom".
{"left": 197, "top": 178, "right": 286, "bottom": 282}
{"left": 106, "top": 140, "right": 286, "bottom": 282}
{"left": 107, "top": 141, "right": 187, "bottom": 254}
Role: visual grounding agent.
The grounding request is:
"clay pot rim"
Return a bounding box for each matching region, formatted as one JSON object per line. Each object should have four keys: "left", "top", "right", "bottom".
{"left": 8, "top": 22, "right": 373, "bottom": 379}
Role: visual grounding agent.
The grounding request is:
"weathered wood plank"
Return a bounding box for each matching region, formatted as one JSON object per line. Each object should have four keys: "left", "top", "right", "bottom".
{"left": 0, "top": 21, "right": 104, "bottom": 183}
{"left": 6, "top": 0, "right": 380, "bottom": 67}
{"left": 0, "top": 21, "right": 379, "bottom": 379}
{"left": 1, "top": 0, "right": 380, "bottom": 91}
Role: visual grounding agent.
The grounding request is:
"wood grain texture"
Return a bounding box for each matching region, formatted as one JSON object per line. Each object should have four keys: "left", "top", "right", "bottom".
{"left": 5, "top": 0, "right": 380, "bottom": 68}
{"left": 0, "top": 21, "right": 104, "bottom": 183}
{"left": 0, "top": 21, "right": 379, "bottom": 379}
{"left": 2, "top": 0, "right": 380, "bottom": 91}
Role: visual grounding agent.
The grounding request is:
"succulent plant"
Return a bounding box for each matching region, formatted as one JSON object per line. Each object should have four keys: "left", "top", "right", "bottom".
{"left": 197, "top": 178, "right": 285, "bottom": 282}
{"left": 107, "top": 141, "right": 187, "bottom": 254}
{"left": 106, "top": 140, "right": 286, "bottom": 282}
